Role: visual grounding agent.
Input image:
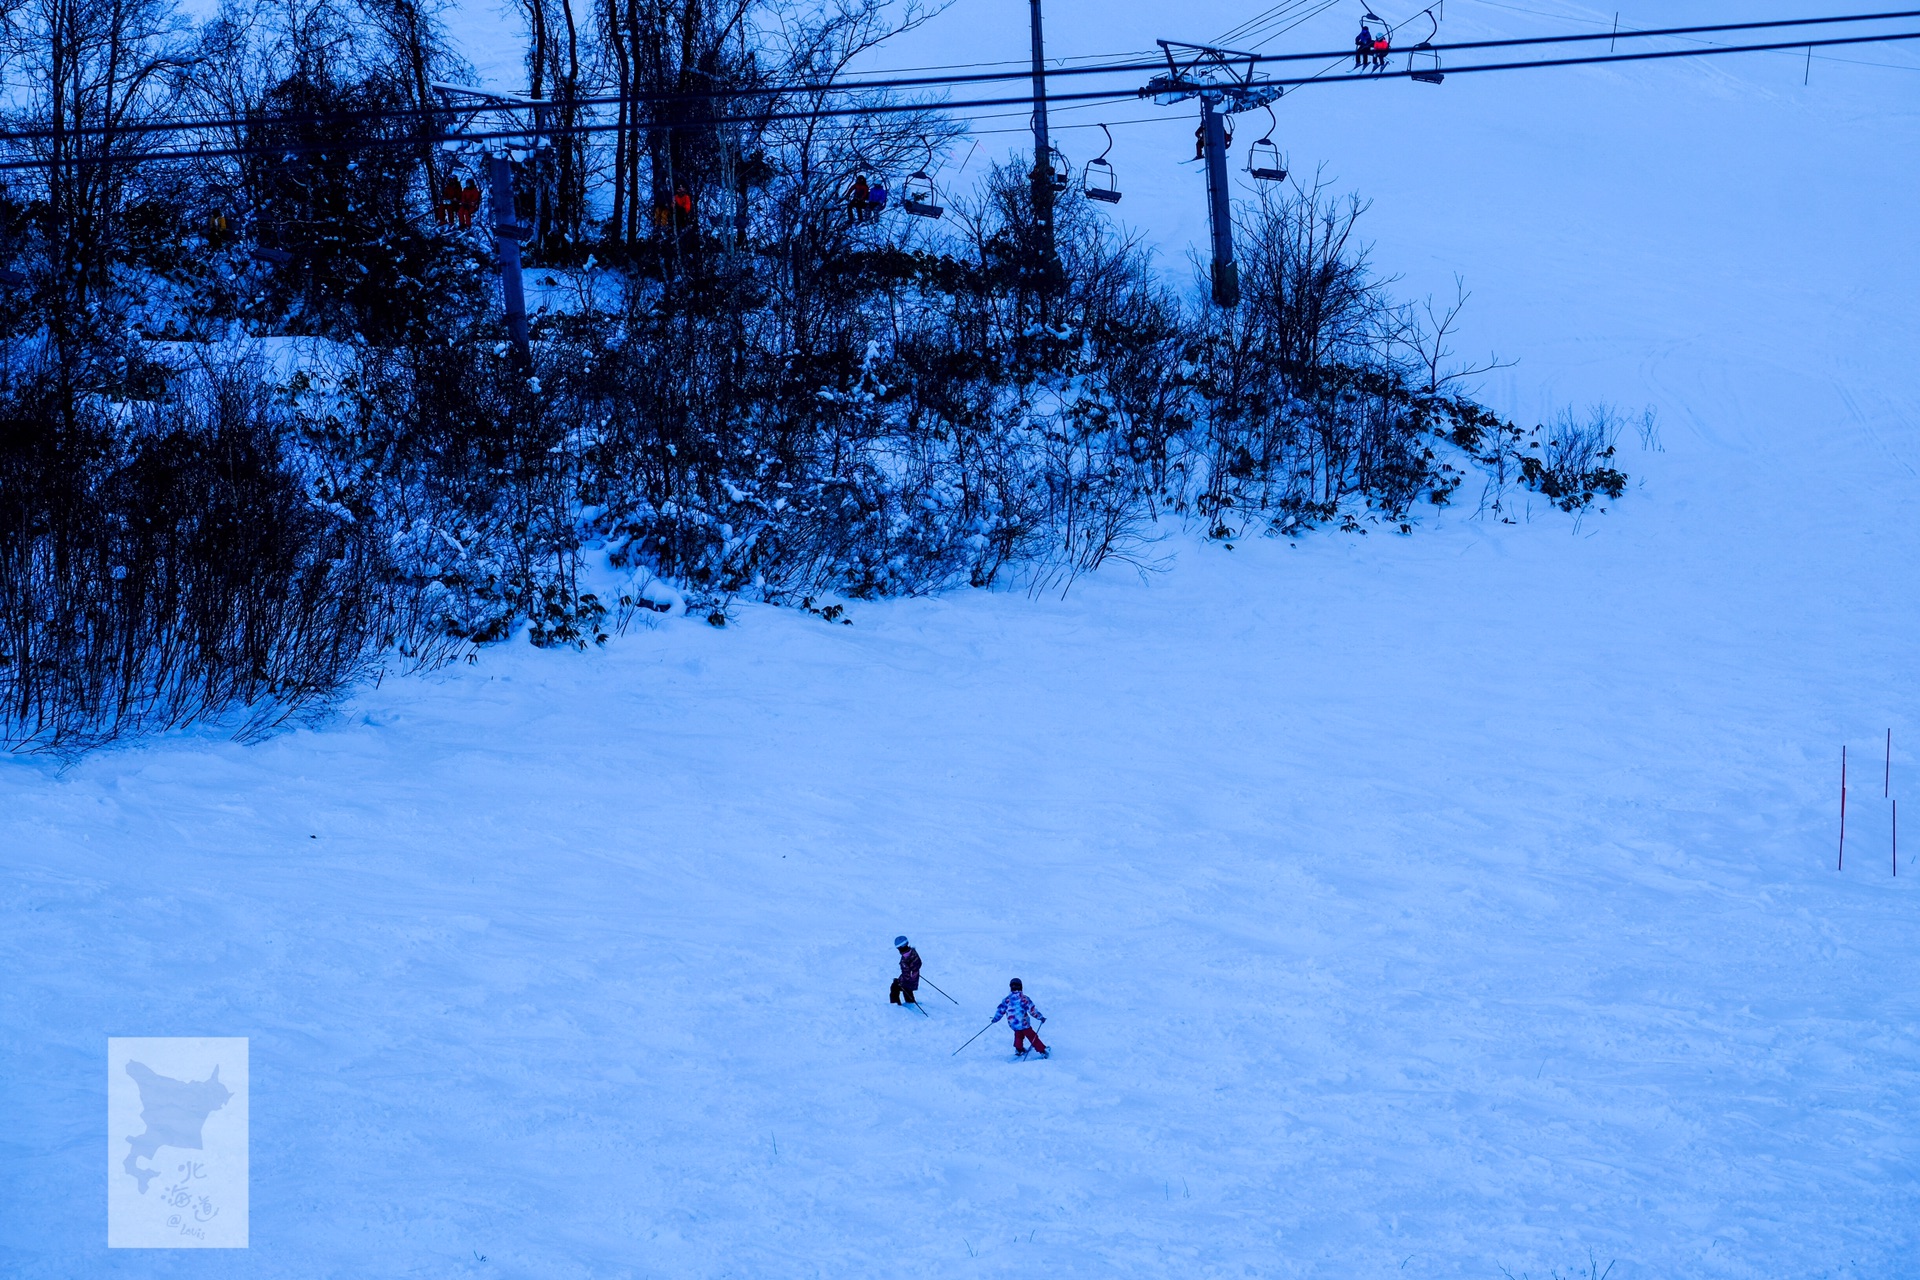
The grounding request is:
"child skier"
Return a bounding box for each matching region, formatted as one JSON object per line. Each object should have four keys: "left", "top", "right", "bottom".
{"left": 992, "top": 978, "right": 1047, "bottom": 1057}
{"left": 890, "top": 936, "right": 922, "bottom": 1005}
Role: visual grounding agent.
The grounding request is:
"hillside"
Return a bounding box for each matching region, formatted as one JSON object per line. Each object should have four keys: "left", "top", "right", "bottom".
{"left": 5, "top": 2, "right": 1920, "bottom": 1276}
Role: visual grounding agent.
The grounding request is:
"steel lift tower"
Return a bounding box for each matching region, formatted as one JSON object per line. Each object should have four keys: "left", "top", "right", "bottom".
{"left": 1142, "top": 42, "right": 1284, "bottom": 308}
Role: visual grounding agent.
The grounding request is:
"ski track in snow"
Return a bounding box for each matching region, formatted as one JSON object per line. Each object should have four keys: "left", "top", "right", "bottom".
{"left": 5, "top": 2, "right": 1920, "bottom": 1276}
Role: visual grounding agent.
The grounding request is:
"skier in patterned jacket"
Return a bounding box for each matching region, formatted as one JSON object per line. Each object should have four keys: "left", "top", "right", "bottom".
{"left": 992, "top": 978, "right": 1048, "bottom": 1057}
{"left": 890, "top": 936, "right": 922, "bottom": 1005}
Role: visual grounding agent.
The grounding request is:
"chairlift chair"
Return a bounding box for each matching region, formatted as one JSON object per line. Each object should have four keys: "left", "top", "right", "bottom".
{"left": 903, "top": 169, "right": 943, "bottom": 218}
{"left": 1405, "top": 9, "right": 1445, "bottom": 83}
{"left": 1046, "top": 144, "right": 1070, "bottom": 191}
{"left": 1084, "top": 158, "right": 1121, "bottom": 204}
{"left": 1247, "top": 106, "right": 1287, "bottom": 182}
{"left": 1247, "top": 139, "right": 1287, "bottom": 182}
{"left": 247, "top": 215, "right": 293, "bottom": 265}
{"left": 902, "top": 139, "right": 944, "bottom": 218}
{"left": 1408, "top": 42, "right": 1444, "bottom": 83}
{"left": 1083, "top": 125, "right": 1121, "bottom": 204}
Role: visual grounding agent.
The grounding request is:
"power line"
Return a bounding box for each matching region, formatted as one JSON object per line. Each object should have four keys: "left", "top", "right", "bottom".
{"left": 4, "top": 7, "right": 1917, "bottom": 148}
{"left": 1460, "top": 0, "right": 1920, "bottom": 71}
{"left": 7, "top": 24, "right": 1917, "bottom": 173}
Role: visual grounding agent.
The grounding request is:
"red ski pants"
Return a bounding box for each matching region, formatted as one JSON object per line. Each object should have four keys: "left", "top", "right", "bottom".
{"left": 1014, "top": 1027, "right": 1047, "bottom": 1054}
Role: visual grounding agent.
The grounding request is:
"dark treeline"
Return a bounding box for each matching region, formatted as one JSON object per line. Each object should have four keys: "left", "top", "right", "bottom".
{"left": 0, "top": 0, "right": 1626, "bottom": 750}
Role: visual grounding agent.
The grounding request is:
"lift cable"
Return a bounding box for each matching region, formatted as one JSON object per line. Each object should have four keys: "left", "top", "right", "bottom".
{"left": 5, "top": 24, "right": 1918, "bottom": 171}
{"left": 3, "top": 6, "right": 1917, "bottom": 149}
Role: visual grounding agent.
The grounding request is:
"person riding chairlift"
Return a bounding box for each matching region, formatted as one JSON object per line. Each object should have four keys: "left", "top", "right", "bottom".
{"left": 1193, "top": 121, "right": 1233, "bottom": 162}
{"left": 1372, "top": 30, "right": 1391, "bottom": 71}
{"left": 866, "top": 177, "right": 890, "bottom": 216}
{"left": 457, "top": 178, "right": 481, "bottom": 230}
{"left": 1355, "top": 24, "right": 1373, "bottom": 69}
{"left": 849, "top": 173, "right": 871, "bottom": 221}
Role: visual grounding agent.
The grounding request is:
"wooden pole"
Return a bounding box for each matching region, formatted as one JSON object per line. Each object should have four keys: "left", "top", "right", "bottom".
{"left": 1027, "top": 0, "right": 1056, "bottom": 270}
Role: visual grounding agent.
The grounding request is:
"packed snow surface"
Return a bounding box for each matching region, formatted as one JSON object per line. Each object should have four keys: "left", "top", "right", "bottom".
{"left": 5, "top": 2, "right": 1920, "bottom": 1276}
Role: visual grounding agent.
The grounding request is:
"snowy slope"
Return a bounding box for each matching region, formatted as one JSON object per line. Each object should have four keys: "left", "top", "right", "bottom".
{"left": 6, "top": 2, "right": 1920, "bottom": 1277}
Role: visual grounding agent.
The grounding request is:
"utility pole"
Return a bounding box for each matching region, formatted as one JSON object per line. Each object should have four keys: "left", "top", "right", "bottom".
{"left": 1141, "top": 41, "right": 1282, "bottom": 309}
{"left": 1027, "top": 0, "right": 1055, "bottom": 269}
{"left": 1200, "top": 98, "right": 1237, "bottom": 307}
{"left": 489, "top": 152, "right": 532, "bottom": 365}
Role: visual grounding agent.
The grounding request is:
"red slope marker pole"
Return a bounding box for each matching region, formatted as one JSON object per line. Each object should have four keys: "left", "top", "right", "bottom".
{"left": 1894, "top": 798, "right": 1898, "bottom": 878}
{"left": 1886, "top": 729, "right": 1891, "bottom": 797}
{"left": 1839, "top": 745, "right": 1847, "bottom": 871}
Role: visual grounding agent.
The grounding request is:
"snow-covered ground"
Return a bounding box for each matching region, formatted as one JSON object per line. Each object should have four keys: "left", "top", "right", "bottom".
{"left": 6, "top": 3, "right": 1920, "bottom": 1276}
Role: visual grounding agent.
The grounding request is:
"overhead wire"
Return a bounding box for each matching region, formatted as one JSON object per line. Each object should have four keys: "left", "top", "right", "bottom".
{"left": 6, "top": 7, "right": 1919, "bottom": 148}
{"left": 1459, "top": 0, "right": 1920, "bottom": 71}
{"left": 3, "top": 10, "right": 1919, "bottom": 165}
{"left": 1216, "top": 0, "right": 1328, "bottom": 49}
{"left": 14, "top": 24, "right": 1920, "bottom": 172}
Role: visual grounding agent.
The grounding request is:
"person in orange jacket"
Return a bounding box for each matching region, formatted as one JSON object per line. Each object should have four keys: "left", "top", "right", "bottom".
{"left": 457, "top": 179, "right": 481, "bottom": 229}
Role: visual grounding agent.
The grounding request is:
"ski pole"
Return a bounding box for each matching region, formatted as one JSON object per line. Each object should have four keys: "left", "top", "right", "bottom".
{"left": 952, "top": 1021, "right": 995, "bottom": 1055}
{"left": 921, "top": 978, "right": 961, "bottom": 1006}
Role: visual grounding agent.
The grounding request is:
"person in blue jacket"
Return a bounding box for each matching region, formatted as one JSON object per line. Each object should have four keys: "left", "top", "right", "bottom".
{"left": 992, "top": 978, "right": 1048, "bottom": 1057}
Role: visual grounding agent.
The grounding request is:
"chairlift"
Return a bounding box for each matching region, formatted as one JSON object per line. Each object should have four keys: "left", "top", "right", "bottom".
{"left": 1406, "top": 9, "right": 1444, "bottom": 83}
{"left": 1361, "top": 6, "right": 1392, "bottom": 71}
{"left": 1408, "top": 43, "right": 1444, "bottom": 83}
{"left": 902, "top": 138, "right": 944, "bottom": 218}
{"left": 1046, "top": 142, "right": 1070, "bottom": 191}
{"left": 1083, "top": 124, "right": 1121, "bottom": 204}
{"left": 247, "top": 215, "right": 293, "bottom": 265}
{"left": 902, "top": 170, "right": 942, "bottom": 218}
{"left": 1247, "top": 105, "right": 1287, "bottom": 182}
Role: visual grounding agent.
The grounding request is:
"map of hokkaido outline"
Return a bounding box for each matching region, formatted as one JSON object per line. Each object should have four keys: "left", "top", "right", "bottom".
{"left": 106, "top": 1037, "right": 249, "bottom": 1248}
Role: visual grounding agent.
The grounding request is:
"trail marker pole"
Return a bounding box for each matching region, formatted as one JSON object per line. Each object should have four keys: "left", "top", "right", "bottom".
{"left": 1884, "top": 728, "right": 1890, "bottom": 796}
{"left": 1894, "top": 798, "right": 1898, "bottom": 877}
{"left": 1839, "top": 745, "right": 1847, "bottom": 870}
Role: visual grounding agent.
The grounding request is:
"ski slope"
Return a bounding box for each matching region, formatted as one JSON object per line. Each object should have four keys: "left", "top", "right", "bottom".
{"left": 5, "top": 2, "right": 1920, "bottom": 1276}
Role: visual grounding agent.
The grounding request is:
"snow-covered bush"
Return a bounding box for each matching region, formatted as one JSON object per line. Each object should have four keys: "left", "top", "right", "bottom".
{"left": 0, "top": 359, "right": 395, "bottom": 751}
{"left": 0, "top": 0, "right": 1631, "bottom": 748}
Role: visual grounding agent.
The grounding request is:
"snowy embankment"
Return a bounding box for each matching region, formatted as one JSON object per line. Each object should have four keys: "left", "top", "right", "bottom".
{"left": 5, "top": 2, "right": 1920, "bottom": 1276}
